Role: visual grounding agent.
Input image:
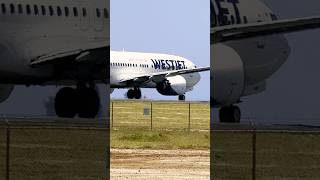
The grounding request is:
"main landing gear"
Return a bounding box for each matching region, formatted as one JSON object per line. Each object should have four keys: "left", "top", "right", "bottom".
{"left": 178, "top": 95, "right": 185, "bottom": 101}
{"left": 219, "top": 105, "right": 241, "bottom": 123}
{"left": 127, "top": 88, "right": 142, "bottom": 99}
{"left": 55, "top": 84, "right": 100, "bottom": 118}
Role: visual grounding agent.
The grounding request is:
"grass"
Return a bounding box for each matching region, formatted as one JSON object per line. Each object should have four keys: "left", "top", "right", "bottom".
{"left": 0, "top": 128, "right": 108, "bottom": 180}
{"left": 211, "top": 132, "right": 320, "bottom": 180}
{"left": 110, "top": 100, "right": 210, "bottom": 150}
{"left": 111, "top": 128, "right": 209, "bottom": 150}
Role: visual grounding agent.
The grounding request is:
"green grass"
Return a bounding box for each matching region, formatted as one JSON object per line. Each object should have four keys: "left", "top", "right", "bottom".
{"left": 211, "top": 132, "right": 320, "bottom": 180}
{"left": 111, "top": 129, "right": 209, "bottom": 150}
{"left": 110, "top": 100, "right": 210, "bottom": 131}
{"left": 0, "top": 128, "right": 108, "bottom": 180}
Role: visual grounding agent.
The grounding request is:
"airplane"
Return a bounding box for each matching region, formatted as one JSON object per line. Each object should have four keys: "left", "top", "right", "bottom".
{"left": 110, "top": 50, "right": 209, "bottom": 100}
{"left": 0, "top": 0, "right": 109, "bottom": 118}
{"left": 211, "top": 0, "right": 320, "bottom": 123}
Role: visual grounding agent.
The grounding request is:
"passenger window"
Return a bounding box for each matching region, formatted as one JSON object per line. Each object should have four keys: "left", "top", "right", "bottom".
{"left": 1, "top": 3, "right": 6, "bottom": 14}
{"left": 18, "top": 4, "right": 23, "bottom": 14}
{"left": 73, "top": 7, "right": 78, "bottom": 17}
{"left": 10, "top": 4, "right": 14, "bottom": 14}
{"left": 49, "top": 6, "right": 54, "bottom": 16}
{"left": 104, "top": 8, "right": 109, "bottom": 19}
{"left": 64, "top": 7, "right": 69, "bottom": 17}
{"left": 96, "top": 8, "right": 100, "bottom": 18}
{"left": 26, "top": 4, "right": 31, "bottom": 15}
{"left": 34, "top": 5, "right": 38, "bottom": 15}
{"left": 82, "top": 8, "right": 86, "bottom": 17}
{"left": 41, "top": 5, "right": 46, "bottom": 15}
{"left": 57, "top": 6, "right": 62, "bottom": 16}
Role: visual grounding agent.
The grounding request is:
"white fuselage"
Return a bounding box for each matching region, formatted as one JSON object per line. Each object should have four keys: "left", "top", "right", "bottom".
{"left": 0, "top": 0, "right": 109, "bottom": 84}
{"left": 110, "top": 50, "right": 201, "bottom": 92}
{"left": 211, "top": 0, "right": 290, "bottom": 106}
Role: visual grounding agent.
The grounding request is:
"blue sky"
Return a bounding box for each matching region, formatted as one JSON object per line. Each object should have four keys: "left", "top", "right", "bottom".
{"left": 110, "top": 0, "right": 210, "bottom": 101}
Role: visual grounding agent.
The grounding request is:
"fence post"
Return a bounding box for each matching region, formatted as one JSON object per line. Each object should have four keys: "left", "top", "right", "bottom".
{"left": 111, "top": 101, "right": 114, "bottom": 128}
{"left": 251, "top": 121, "right": 256, "bottom": 180}
{"left": 5, "top": 119, "right": 10, "bottom": 180}
{"left": 150, "top": 102, "right": 153, "bottom": 131}
{"left": 188, "top": 102, "right": 191, "bottom": 132}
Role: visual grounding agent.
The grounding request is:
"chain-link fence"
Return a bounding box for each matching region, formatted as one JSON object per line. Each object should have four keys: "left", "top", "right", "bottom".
{"left": 0, "top": 118, "right": 109, "bottom": 180}
{"left": 110, "top": 100, "right": 210, "bottom": 131}
{"left": 211, "top": 123, "right": 320, "bottom": 180}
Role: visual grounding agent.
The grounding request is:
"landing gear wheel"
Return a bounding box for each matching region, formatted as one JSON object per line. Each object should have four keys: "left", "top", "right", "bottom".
{"left": 127, "top": 89, "right": 134, "bottom": 99}
{"left": 178, "top": 95, "right": 185, "bottom": 101}
{"left": 219, "top": 105, "right": 241, "bottom": 123}
{"left": 77, "top": 87, "right": 100, "bottom": 118}
{"left": 55, "top": 87, "right": 77, "bottom": 118}
{"left": 134, "top": 88, "right": 142, "bottom": 99}
{"left": 127, "top": 88, "right": 142, "bottom": 99}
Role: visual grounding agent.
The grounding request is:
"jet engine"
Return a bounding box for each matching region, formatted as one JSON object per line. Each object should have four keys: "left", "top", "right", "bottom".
{"left": 0, "top": 85, "right": 14, "bottom": 103}
{"left": 156, "top": 75, "right": 187, "bottom": 96}
{"left": 211, "top": 44, "right": 245, "bottom": 106}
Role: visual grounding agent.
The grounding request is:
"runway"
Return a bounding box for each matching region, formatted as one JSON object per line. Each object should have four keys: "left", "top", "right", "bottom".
{"left": 111, "top": 149, "right": 210, "bottom": 180}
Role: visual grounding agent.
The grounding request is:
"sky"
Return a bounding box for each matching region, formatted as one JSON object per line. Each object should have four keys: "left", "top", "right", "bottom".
{"left": 110, "top": 0, "right": 210, "bottom": 101}
{"left": 237, "top": 0, "right": 320, "bottom": 124}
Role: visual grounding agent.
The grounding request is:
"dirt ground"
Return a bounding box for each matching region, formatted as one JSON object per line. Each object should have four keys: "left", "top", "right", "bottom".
{"left": 111, "top": 148, "right": 210, "bottom": 180}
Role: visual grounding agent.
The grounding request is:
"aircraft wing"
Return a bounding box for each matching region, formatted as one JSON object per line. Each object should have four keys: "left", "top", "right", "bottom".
{"left": 30, "top": 42, "right": 108, "bottom": 67}
{"left": 211, "top": 16, "right": 320, "bottom": 43}
{"left": 120, "top": 66, "right": 210, "bottom": 85}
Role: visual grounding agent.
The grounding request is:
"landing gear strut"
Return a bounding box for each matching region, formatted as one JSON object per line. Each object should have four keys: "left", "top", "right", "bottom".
{"left": 55, "top": 85, "right": 100, "bottom": 118}
{"left": 219, "top": 105, "right": 241, "bottom": 123}
{"left": 127, "top": 88, "right": 142, "bottom": 99}
{"left": 178, "top": 95, "right": 185, "bottom": 101}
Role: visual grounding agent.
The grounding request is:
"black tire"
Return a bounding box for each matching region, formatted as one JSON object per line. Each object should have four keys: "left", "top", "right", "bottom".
{"left": 55, "top": 87, "right": 77, "bottom": 118}
{"left": 219, "top": 106, "right": 241, "bottom": 123}
{"left": 219, "top": 107, "right": 230, "bottom": 123}
{"left": 127, "top": 89, "right": 134, "bottom": 99}
{"left": 134, "top": 89, "right": 142, "bottom": 99}
{"left": 77, "top": 88, "right": 100, "bottom": 118}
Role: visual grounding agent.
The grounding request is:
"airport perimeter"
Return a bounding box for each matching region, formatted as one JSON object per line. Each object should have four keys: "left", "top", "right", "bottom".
{"left": 0, "top": 100, "right": 320, "bottom": 179}
{"left": 211, "top": 123, "right": 320, "bottom": 180}
{"left": 110, "top": 99, "right": 210, "bottom": 131}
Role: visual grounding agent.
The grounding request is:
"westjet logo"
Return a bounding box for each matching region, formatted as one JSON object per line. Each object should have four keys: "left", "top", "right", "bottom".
{"left": 151, "top": 59, "right": 186, "bottom": 70}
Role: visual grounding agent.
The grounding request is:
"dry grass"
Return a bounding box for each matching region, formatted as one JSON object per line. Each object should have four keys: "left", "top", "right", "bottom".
{"left": 0, "top": 128, "right": 108, "bottom": 180}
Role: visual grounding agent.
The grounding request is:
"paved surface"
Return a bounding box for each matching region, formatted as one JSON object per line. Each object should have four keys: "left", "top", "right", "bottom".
{"left": 111, "top": 149, "right": 210, "bottom": 180}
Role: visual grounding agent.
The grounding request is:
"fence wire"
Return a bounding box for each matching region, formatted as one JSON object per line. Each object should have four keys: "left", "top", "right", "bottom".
{"left": 211, "top": 123, "right": 320, "bottom": 180}
{"left": 110, "top": 100, "right": 210, "bottom": 131}
{"left": 0, "top": 119, "right": 109, "bottom": 180}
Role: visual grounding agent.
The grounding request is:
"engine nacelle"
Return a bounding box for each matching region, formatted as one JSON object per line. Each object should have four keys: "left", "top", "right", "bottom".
{"left": 156, "top": 75, "right": 187, "bottom": 96}
{"left": 211, "top": 44, "right": 244, "bottom": 106}
{"left": 0, "top": 85, "right": 14, "bottom": 103}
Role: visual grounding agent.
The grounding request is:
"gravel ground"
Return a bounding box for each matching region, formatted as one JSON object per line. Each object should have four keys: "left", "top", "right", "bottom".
{"left": 111, "top": 148, "right": 210, "bottom": 180}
